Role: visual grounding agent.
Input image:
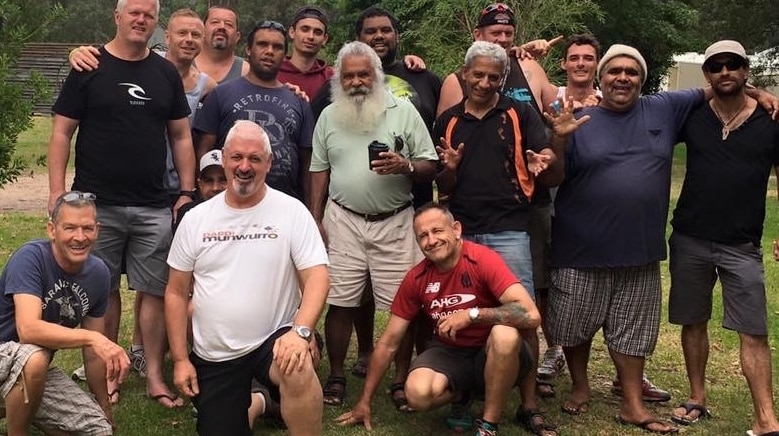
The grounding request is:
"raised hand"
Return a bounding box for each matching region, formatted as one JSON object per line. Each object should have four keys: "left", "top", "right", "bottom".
{"left": 544, "top": 97, "right": 591, "bottom": 137}
{"left": 435, "top": 137, "right": 465, "bottom": 172}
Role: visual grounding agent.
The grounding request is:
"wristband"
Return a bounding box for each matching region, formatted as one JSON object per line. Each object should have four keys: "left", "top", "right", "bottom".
{"left": 179, "top": 190, "right": 197, "bottom": 200}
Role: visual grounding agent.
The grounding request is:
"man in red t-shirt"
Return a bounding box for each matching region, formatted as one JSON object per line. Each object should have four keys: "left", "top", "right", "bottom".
{"left": 336, "top": 204, "right": 549, "bottom": 436}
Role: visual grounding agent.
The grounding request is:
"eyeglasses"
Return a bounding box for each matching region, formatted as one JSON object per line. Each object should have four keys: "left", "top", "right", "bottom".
{"left": 61, "top": 191, "right": 97, "bottom": 203}
{"left": 481, "top": 3, "right": 514, "bottom": 16}
{"left": 257, "top": 20, "right": 286, "bottom": 33}
{"left": 704, "top": 57, "right": 746, "bottom": 73}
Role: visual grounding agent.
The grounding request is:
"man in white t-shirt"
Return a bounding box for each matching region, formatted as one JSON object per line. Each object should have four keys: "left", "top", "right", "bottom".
{"left": 165, "top": 120, "right": 329, "bottom": 436}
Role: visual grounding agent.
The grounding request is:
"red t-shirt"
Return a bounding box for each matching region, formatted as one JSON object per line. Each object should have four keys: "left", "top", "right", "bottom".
{"left": 390, "top": 241, "right": 519, "bottom": 348}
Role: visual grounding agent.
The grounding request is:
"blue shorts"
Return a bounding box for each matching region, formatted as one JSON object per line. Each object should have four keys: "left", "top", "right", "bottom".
{"left": 465, "top": 231, "right": 535, "bottom": 300}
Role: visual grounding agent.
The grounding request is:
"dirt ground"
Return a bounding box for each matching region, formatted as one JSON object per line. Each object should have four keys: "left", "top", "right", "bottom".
{"left": 0, "top": 172, "right": 74, "bottom": 213}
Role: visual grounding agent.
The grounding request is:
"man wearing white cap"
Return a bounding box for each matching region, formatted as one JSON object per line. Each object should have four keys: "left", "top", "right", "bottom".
{"left": 668, "top": 40, "right": 779, "bottom": 436}
{"left": 174, "top": 150, "right": 227, "bottom": 229}
{"left": 544, "top": 43, "right": 779, "bottom": 434}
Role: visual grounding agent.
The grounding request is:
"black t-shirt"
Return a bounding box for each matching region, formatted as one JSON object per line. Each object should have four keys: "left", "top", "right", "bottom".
{"left": 455, "top": 58, "right": 550, "bottom": 205}
{"left": 434, "top": 95, "right": 548, "bottom": 233}
{"left": 311, "top": 60, "right": 442, "bottom": 207}
{"left": 672, "top": 104, "right": 779, "bottom": 245}
{"left": 53, "top": 48, "right": 191, "bottom": 207}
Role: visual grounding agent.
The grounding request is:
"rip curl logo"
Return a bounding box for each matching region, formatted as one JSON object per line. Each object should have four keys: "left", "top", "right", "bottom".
{"left": 119, "top": 82, "right": 152, "bottom": 105}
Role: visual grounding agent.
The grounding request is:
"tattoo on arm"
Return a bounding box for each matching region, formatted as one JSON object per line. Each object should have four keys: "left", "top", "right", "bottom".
{"left": 477, "top": 302, "right": 534, "bottom": 329}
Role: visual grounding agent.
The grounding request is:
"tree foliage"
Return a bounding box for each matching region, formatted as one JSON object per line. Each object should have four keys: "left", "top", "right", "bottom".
{"left": 0, "top": 0, "right": 64, "bottom": 188}
{"left": 586, "top": 0, "right": 702, "bottom": 93}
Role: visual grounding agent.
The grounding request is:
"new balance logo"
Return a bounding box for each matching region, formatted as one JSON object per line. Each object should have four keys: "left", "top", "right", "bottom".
{"left": 425, "top": 282, "right": 441, "bottom": 294}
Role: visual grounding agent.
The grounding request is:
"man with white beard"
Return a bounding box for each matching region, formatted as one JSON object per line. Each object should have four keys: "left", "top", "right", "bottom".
{"left": 309, "top": 41, "right": 438, "bottom": 407}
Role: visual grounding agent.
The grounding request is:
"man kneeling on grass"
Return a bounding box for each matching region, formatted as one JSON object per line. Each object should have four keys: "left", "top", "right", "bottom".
{"left": 0, "top": 191, "right": 130, "bottom": 435}
{"left": 337, "top": 204, "right": 544, "bottom": 436}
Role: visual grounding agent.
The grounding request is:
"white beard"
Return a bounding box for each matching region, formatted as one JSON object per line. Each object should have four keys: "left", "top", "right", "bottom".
{"left": 330, "top": 82, "right": 387, "bottom": 134}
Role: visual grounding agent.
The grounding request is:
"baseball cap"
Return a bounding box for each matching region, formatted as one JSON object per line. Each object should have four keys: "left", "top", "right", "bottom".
{"left": 703, "top": 40, "right": 747, "bottom": 63}
{"left": 290, "top": 5, "right": 329, "bottom": 30}
{"left": 476, "top": 3, "right": 515, "bottom": 28}
{"left": 199, "top": 150, "right": 223, "bottom": 173}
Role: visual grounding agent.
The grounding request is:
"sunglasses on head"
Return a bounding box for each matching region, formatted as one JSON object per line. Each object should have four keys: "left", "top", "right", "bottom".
{"left": 257, "top": 20, "right": 286, "bottom": 33}
{"left": 61, "top": 191, "right": 97, "bottom": 203}
{"left": 481, "top": 3, "right": 514, "bottom": 17}
{"left": 704, "top": 57, "right": 746, "bottom": 73}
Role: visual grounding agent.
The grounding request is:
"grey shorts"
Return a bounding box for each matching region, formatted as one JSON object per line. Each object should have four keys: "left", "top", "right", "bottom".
{"left": 529, "top": 203, "right": 552, "bottom": 292}
{"left": 94, "top": 205, "right": 172, "bottom": 296}
{"left": 409, "top": 337, "right": 533, "bottom": 394}
{"left": 668, "top": 232, "right": 767, "bottom": 335}
{"left": 548, "top": 264, "right": 661, "bottom": 357}
{"left": 0, "top": 342, "right": 112, "bottom": 435}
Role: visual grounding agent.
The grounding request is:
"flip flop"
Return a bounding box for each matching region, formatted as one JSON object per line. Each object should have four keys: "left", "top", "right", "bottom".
{"left": 561, "top": 399, "right": 589, "bottom": 415}
{"left": 616, "top": 415, "right": 679, "bottom": 434}
{"left": 107, "top": 389, "right": 120, "bottom": 405}
{"left": 671, "top": 402, "right": 711, "bottom": 425}
{"left": 150, "top": 393, "right": 184, "bottom": 408}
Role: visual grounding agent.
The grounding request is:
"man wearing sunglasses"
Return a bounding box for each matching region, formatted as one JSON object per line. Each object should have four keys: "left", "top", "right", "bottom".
{"left": 545, "top": 42, "right": 779, "bottom": 434}
{"left": 0, "top": 191, "right": 130, "bottom": 435}
{"left": 194, "top": 20, "right": 315, "bottom": 204}
{"left": 668, "top": 40, "right": 779, "bottom": 436}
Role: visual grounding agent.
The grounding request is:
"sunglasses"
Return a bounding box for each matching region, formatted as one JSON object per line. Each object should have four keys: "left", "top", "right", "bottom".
{"left": 393, "top": 134, "right": 404, "bottom": 153}
{"left": 61, "top": 191, "right": 97, "bottom": 203}
{"left": 481, "top": 3, "right": 514, "bottom": 16}
{"left": 257, "top": 20, "right": 286, "bottom": 33}
{"left": 704, "top": 57, "right": 746, "bottom": 73}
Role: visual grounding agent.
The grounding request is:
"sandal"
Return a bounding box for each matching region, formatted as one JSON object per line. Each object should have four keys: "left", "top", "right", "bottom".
{"left": 388, "top": 382, "right": 413, "bottom": 413}
{"left": 323, "top": 375, "right": 346, "bottom": 406}
{"left": 671, "top": 402, "right": 711, "bottom": 425}
{"left": 536, "top": 378, "right": 555, "bottom": 398}
{"left": 516, "top": 407, "right": 557, "bottom": 435}
{"left": 616, "top": 415, "right": 679, "bottom": 434}
{"left": 351, "top": 356, "right": 369, "bottom": 378}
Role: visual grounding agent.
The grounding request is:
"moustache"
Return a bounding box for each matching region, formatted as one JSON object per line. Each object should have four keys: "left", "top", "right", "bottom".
{"left": 348, "top": 86, "right": 371, "bottom": 96}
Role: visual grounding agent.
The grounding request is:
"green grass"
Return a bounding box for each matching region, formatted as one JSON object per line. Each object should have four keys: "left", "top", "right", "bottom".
{"left": 2, "top": 129, "right": 779, "bottom": 435}
{"left": 12, "top": 116, "right": 76, "bottom": 176}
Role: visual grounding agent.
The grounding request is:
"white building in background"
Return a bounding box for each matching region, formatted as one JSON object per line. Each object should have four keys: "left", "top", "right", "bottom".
{"left": 665, "top": 49, "right": 779, "bottom": 95}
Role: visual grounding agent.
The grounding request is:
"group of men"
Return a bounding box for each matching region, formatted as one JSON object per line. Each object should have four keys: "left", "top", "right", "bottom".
{"left": 1, "top": 1, "right": 779, "bottom": 436}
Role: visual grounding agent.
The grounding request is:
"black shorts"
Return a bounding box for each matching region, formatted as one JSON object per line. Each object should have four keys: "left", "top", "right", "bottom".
{"left": 191, "top": 326, "right": 289, "bottom": 436}
{"left": 409, "top": 338, "right": 533, "bottom": 394}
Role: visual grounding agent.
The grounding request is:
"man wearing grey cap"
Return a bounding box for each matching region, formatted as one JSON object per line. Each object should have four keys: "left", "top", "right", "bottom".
{"left": 544, "top": 43, "right": 778, "bottom": 434}
{"left": 668, "top": 40, "right": 779, "bottom": 436}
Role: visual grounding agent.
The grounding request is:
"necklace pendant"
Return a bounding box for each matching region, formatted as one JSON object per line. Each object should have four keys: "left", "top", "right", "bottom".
{"left": 722, "top": 126, "right": 730, "bottom": 141}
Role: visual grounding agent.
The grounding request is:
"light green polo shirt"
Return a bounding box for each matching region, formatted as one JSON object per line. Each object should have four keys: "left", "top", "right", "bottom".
{"left": 311, "top": 92, "right": 438, "bottom": 214}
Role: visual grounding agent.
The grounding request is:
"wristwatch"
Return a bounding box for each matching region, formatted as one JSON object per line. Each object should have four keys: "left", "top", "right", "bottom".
{"left": 292, "top": 325, "right": 312, "bottom": 341}
{"left": 468, "top": 307, "right": 480, "bottom": 322}
{"left": 407, "top": 158, "right": 415, "bottom": 174}
{"left": 179, "top": 190, "right": 197, "bottom": 199}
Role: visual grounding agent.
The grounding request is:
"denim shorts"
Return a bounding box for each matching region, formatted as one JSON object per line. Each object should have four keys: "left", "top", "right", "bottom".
{"left": 465, "top": 231, "right": 535, "bottom": 300}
